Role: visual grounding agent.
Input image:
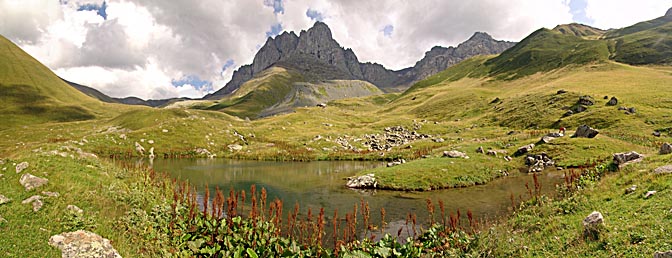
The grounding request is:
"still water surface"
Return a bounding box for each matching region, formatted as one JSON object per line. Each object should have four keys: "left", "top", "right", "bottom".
{"left": 151, "top": 159, "right": 565, "bottom": 232}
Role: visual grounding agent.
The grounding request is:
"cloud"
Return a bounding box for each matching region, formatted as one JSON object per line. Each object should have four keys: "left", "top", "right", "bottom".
{"left": 3, "top": 0, "right": 667, "bottom": 99}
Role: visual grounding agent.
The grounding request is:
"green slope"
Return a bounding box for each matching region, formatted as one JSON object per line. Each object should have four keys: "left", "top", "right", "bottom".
{"left": 0, "top": 35, "right": 106, "bottom": 129}
{"left": 605, "top": 15, "right": 672, "bottom": 65}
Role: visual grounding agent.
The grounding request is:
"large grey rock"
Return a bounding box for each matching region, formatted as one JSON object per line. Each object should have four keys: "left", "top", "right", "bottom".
{"left": 573, "top": 125, "right": 599, "bottom": 138}
{"left": 19, "top": 173, "right": 48, "bottom": 191}
{"left": 660, "top": 143, "right": 672, "bottom": 155}
{"left": 346, "top": 174, "right": 377, "bottom": 189}
{"left": 515, "top": 143, "right": 535, "bottom": 156}
{"left": 49, "top": 230, "right": 122, "bottom": 258}
{"left": 22, "top": 195, "right": 43, "bottom": 212}
{"left": 582, "top": 211, "right": 604, "bottom": 240}
{"left": 15, "top": 161, "right": 29, "bottom": 173}
{"left": 443, "top": 150, "right": 469, "bottom": 159}
{"left": 655, "top": 250, "right": 672, "bottom": 258}
{"left": 613, "top": 151, "right": 643, "bottom": 166}
{"left": 0, "top": 194, "right": 10, "bottom": 205}
{"left": 607, "top": 97, "right": 618, "bottom": 106}
{"left": 654, "top": 165, "right": 672, "bottom": 174}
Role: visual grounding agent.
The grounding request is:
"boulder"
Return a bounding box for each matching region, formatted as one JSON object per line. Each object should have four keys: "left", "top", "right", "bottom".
{"left": 660, "top": 143, "right": 672, "bottom": 155}
{"left": 0, "top": 194, "right": 10, "bottom": 205}
{"left": 613, "top": 151, "right": 643, "bottom": 166}
{"left": 653, "top": 131, "right": 662, "bottom": 137}
{"left": 644, "top": 190, "right": 657, "bottom": 199}
{"left": 15, "top": 161, "right": 29, "bottom": 173}
{"left": 582, "top": 211, "right": 604, "bottom": 240}
{"left": 19, "top": 173, "right": 48, "bottom": 191}
{"left": 49, "top": 230, "right": 122, "bottom": 258}
{"left": 655, "top": 250, "right": 672, "bottom": 258}
{"left": 443, "top": 150, "right": 469, "bottom": 159}
{"left": 573, "top": 125, "right": 599, "bottom": 138}
{"left": 607, "top": 97, "right": 618, "bottom": 106}
{"left": 654, "top": 165, "right": 672, "bottom": 174}
{"left": 514, "top": 144, "right": 535, "bottom": 156}
{"left": 22, "top": 195, "right": 43, "bottom": 212}
{"left": 578, "top": 95, "right": 595, "bottom": 106}
{"left": 227, "top": 144, "right": 243, "bottom": 152}
{"left": 346, "top": 174, "right": 377, "bottom": 189}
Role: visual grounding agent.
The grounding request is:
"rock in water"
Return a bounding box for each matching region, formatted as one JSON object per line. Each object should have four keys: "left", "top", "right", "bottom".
{"left": 573, "top": 125, "right": 599, "bottom": 138}
{"left": 612, "top": 151, "right": 643, "bottom": 166}
{"left": 346, "top": 174, "right": 377, "bottom": 189}
{"left": 607, "top": 97, "right": 618, "bottom": 106}
{"left": 443, "top": 150, "right": 469, "bottom": 159}
{"left": 15, "top": 161, "right": 29, "bottom": 173}
{"left": 49, "top": 230, "right": 122, "bottom": 258}
{"left": 19, "top": 174, "right": 48, "bottom": 191}
{"left": 582, "top": 211, "right": 604, "bottom": 240}
{"left": 660, "top": 143, "right": 672, "bottom": 155}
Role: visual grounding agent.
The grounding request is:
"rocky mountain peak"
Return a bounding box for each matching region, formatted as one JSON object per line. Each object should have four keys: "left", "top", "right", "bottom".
{"left": 467, "top": 32, "right": 494, "bottom": 41}
{"left": 666, "top": 7, "right": 672, "bottom": 17}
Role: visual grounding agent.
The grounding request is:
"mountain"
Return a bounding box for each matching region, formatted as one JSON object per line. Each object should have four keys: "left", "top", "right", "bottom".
{"left": 0, "top": 35, "right": 106, "bottom": 129}
{"left": 64, "top": 79, "right": 192, "bottom": 107}
{"left": 552, "top": 23, "right": 605, "bottom": 38}
{"left": 603, "top": 8, "right": 672, "bottom": 64}
{"left": 205, "top": 22, "right": 515, "bottom": 99}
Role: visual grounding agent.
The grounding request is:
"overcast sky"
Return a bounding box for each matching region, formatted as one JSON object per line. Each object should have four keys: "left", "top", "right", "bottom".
{"left": 1, "top": 0, "right": 670, "bottom": 99}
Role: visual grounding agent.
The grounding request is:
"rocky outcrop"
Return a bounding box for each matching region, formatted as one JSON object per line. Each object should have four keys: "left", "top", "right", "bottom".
{"left": 19, "top": 173, "right": 48, "bottom": 191}
{"left": 346, "top": 174, "right": 377, "bottom": 189}
{"left": 613, "top": 151, "right": 643, "bottom": 166}
{"left": 573, "top": 125, "right": 599, "bottom": 138}
{"left": 363, "top": 126, "right": 430, "bottom": 152}
{"left": 525, "top": 153, "right": 554, "bottom": 173}
{"left": 49, "top": 230, "right": 122, "bottom": 258}
{"left": 206, "top": 22, "right": 515, "bottom": 98}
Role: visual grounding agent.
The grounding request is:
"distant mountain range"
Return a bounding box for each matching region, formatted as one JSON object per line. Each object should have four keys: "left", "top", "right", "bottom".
{"left": 204, "top": 22, "right": 515, "bottom": 99}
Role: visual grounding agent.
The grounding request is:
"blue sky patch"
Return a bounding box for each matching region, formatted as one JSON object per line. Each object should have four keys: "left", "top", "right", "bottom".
{"left": 77, "top": 1, "right": 108, "bottom": 20}
{"left": 222, "top": 59, "right": 235, "bottom": 72}
{"left": 171, "top": 75, "right": 211, "bottom": 90}
{"left": 266, "top": 23, "right": 283, "bottom": 38}
{"left": 382, "top": 24, "right": 394, "bottom": 37}
{"left": 569, "top": 0, "right": 594, "bottom": 25}
{"left": 264, "top": 0, "right": 284, "bottom": 14}
{"left": 306, "top": 8, "right": 324, "bottom": 21}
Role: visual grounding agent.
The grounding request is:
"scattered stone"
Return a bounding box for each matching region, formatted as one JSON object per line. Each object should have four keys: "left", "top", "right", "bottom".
{"left": 556, "top": 89, "right": 567, "bottom": 94}
{"left": 49, "top": 230, "right": 122, "bottom": 258}
{"left": 346, "top": 174, "right": 377, "bottom": 189}
{"left": 195, "top": 148, "right": 216, "bottom": 158}
{"left": 654, "top": 250, "right": 672, "bottom": 258}
{"left": 476, "top": 146, "right": 485, "bottom": 154}
{"left": 625, "top": 185, "right": 637, "bottom": 194}
{"left": 15, "top": 162, "right": 29, "bottom": 173}
{"left": 618, "top": 106, "right": 627, "bottom": 111}
{"left": 573, "top": 125, "right": 599, "bottom": 138}
{"left": 433, "top": 138, "right": 445, "bottom": 143}
{"left": 573, "top": 105, "right": 588, "bottom": 113}
{"left": 486, "top": 150, "right": 499, "bottom": 157}
{"left": 134, "top": 142, "right": 145, "bottom": 156}
{"left": 119, "top": 134, "right": 127, "bottom": 140}
{"left": 42, "top": 191, "right": 60, "bottom": 198}
{"left": 67, "top": 205, "right": 84, "bottom": 214}
{"left": 162, "top": 129, "right": 169, "bottom": 133}
{"left": 19, "top": 173, "right": 48, "bottom": 191}
{"left": 443, "top": 150, "right": 469, "bottom": 159}
{"left": 322, "top": 123, "right": 333, "bottom": 127}
{"left": 504, "top": 156, "right": 512, "bottom": 162}
{"left": 316, "top": 103, "right": 327, "bottom": 108}
{"left": 644, "top": 190, "right": 657, "bottom": 199}
{"left": 563, "top": 110, "right": 574, "bottom": 117}
{"left": 612, "top": 151, "right": 643, "bottom": 166}
{"left": 0, "top": 194, "right": 10, "bottom": 205}
{"left": 514, "top": 143, "right": 535, "bottom": 156}
{"left": 653, "top": 131, "right": 662, "bottom": 137}
{"left": 603, "top": 96, "right": 609, "bottom": 100}
{"left": 22, "top": 195, "right": 43, "bottom": 212}
{"left": 525, "top": 153, "right": 554, "bottom": 173}
{"left": 660, "top": 143, "right": 672, "bottom": 155}
{"left": 147, "top": 140, "right": 154, "bottom": 144}
{"left": 507, "top": 131, "right": 517, "bottom": 135}
{"left": 654, "top": 165, "right": 672, "bottom": 174}
{"left": 582, "top": 211, "right": 604, "bottom": 240}
{"left": 386, "top": 158, "right": 406, "bottom": 167}
{"left": 362, "top": 126, "right": 431, "bottom": 152}
{"left": 627, "top": 107, "right": 636, "bottom": 114}
{"left": 607, "top": 97, "right": 618, "bottom": 106}
{"left": 578, "top": 95, "right": 595, "bottom": 106}
{"left": 227, "top": 144, "right": 243, "bottom": 152}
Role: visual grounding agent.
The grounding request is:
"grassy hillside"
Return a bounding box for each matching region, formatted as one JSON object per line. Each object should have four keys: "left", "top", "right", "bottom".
{"left": 0, "top": 35, "right": 128, "bottom": 129}
{"left": 553, "top": 23, "right": 606, "bottom": 39}
{"left": 605, "top": 15, "right": 672, "bottom": 64}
